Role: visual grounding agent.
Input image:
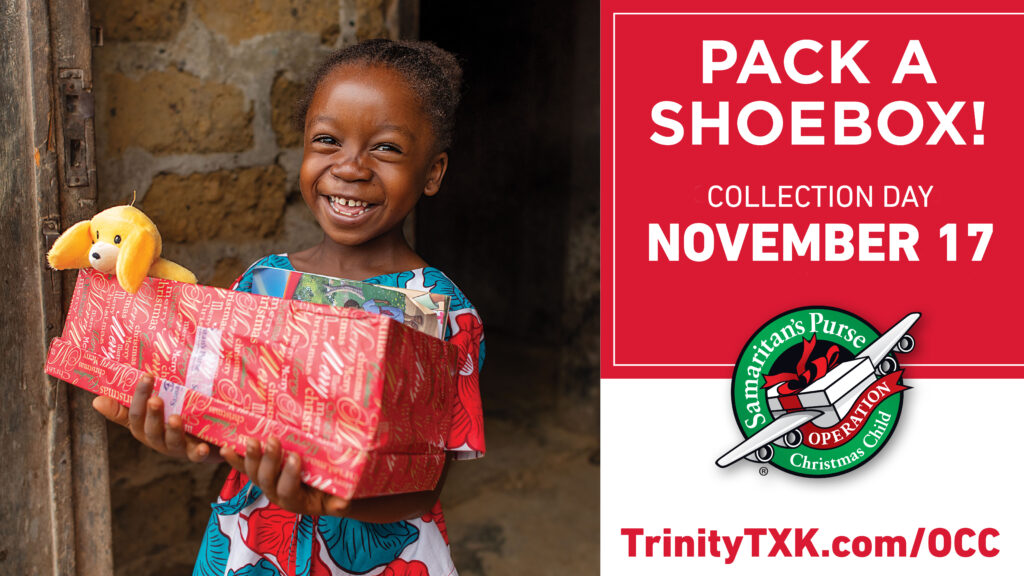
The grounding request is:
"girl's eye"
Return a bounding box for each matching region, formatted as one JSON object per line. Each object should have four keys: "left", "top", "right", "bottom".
{"left": 373, "top": 143, "right": 402, "bottom": 153}
{"left": 312, "top": 135, "right": 339, "bottom": 146}
{"left": 114, "top": 235, "right": 122, "bottom": 244}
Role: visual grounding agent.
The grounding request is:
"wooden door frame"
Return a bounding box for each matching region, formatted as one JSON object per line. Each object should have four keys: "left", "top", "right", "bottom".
{"left": 1, "top": 0, "right": 111, "bottom": 573}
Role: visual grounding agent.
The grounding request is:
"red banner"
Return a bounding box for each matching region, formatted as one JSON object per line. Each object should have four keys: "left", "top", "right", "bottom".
{"left": 601, "top": 5, "right": 1024, "bottom": 378}
{"left": 800, "top": 371, "right": 909, "bottom": 449}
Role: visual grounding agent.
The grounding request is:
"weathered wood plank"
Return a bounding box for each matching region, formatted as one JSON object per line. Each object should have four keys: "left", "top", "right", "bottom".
{"left": 0, "top": 0, "right": 61, "bottom": 573}
{"left": 25, "top": 0, "right": 81, "bottom": 573}
{"left": 45, "top": 0, "right": 112, "bottom": 573}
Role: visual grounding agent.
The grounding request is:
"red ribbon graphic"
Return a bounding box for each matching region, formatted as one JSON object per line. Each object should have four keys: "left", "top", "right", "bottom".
{"left": 763, "top": 335, "right": 840, "bottom": 394}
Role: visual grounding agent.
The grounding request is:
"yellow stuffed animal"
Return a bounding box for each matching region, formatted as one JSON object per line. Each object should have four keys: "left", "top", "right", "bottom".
{"left": 47, "top": 205, "right": 197, "bottom": 293}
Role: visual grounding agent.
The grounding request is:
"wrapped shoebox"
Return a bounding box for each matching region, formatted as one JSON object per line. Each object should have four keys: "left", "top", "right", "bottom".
{"left": 45, "top": 269, "right": 458, "bottom": 499}
{"left": 766, "top": 358, "right": 876, "bottom": 427}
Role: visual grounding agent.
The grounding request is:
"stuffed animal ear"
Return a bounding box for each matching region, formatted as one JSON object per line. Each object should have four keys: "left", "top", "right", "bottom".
{"left": 47, "top": 220, "right": 94, "bottom": 270}
{"left": 115, "top": 229, "right": 156, "bottom": 293}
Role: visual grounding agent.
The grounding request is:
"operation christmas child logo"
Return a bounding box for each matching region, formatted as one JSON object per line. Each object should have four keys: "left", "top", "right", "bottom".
{"left": 717, "top": 307, "right": 918, "bottom": 477}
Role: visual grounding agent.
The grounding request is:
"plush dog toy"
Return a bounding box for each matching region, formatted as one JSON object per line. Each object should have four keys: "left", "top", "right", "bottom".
{"left": 47, "top": 205, "right": 197, "bottom": 293}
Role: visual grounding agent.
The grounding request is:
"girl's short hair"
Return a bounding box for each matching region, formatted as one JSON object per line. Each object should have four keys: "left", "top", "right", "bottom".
{"left": 296, "top": 39, "right": 463, "bottom": 152}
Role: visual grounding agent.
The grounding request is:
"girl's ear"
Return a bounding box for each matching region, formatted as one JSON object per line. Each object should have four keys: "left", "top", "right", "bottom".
{"left": 115, "top": 229, "right": 156, "bottom": 293}
{"left": 423, "top": 152, "right": 449, "bottom": 197}
{"left": 47, "top": 220, "right": 94, "bottom": 270}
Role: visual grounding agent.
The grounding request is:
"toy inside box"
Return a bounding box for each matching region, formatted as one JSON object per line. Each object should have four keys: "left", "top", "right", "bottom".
{"left": 45, "top": 268, "right": 459, "bottom": 499}
{"left": 249, "top": 266, "right": 450, "bottom": 339}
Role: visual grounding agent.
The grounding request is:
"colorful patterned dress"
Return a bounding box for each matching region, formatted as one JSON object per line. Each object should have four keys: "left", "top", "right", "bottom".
{"left": 195, "top": 254, "right": 486, "bottom": 576}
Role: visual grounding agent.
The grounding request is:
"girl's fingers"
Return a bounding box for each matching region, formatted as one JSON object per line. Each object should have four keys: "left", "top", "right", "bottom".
{"left": 256, "top": 438, "right": 282, "bottom": 498}
{"left": 165, "top": 414, "right": 186, "bottom": 454}
{"left": 275, "top": 453, "right": 302, "bottom": 503}
{"left": 221, "top": 445, "right": 246, "bottom": 473}
{"left": 142, "top": 397, "right": 167, "bottom": 450}
{"left": 244, "top": 438, "right": 262, "bottom": 481}
{"left": 187, "top": 441, "right": 212, "bottom": 463}
{"left": 92, "top": 396, "right": 130, "bottom": 427}
{"left": 127, "top": 375, "right": 155, "bottom": 436}
{"left": 325, "top": 496, "right": 350, "bottom": 517}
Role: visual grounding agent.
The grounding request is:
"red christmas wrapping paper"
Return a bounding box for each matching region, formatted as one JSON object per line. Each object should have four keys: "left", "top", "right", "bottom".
{"left": 45, "top": 269, "right": 459, "bottom": 499}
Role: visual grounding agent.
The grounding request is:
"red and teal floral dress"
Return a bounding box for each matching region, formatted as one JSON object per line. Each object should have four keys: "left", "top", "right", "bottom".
{"left": 195, "top": 254, "right": 485, "bottom": 576}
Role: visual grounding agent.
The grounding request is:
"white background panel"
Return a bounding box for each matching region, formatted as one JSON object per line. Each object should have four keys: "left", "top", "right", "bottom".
{"left": 601, "top": 378, "right": 1023, "bottom": 575}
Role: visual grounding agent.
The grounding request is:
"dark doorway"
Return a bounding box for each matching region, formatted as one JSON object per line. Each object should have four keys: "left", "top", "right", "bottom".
{"left": 419, "top": 1, "right": 600, "bottom": 408}
{"left": 417, "top": 4, "right": 601, "bottom": 574}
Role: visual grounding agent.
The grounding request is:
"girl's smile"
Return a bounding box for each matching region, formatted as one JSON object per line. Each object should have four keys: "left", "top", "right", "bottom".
{"left": 321, "top": 194, "right": 376, "bottom": 224}
{"left": 327, "top": 195, "right": 372, "bottom": 217}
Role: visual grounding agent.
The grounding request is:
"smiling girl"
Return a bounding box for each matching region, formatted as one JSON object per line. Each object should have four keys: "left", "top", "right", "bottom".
{"left": 93, "top": 40, "right": 486, "bottom": 576}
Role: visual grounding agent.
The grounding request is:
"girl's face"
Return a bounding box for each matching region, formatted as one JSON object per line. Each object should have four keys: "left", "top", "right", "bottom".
{"left": 300, "top": 65, "right": 447, "bottom": 248}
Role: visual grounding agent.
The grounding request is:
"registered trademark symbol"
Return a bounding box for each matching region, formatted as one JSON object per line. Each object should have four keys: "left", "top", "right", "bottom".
{"left": 759, "top": 466, "right": 769, "bottom": 476}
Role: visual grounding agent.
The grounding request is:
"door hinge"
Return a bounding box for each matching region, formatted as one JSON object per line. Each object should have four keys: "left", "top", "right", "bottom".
{"left": 41, "top": 216, "right": 62, "bottom": 247}
{"left": 58, "top": 68, "right": 94, "bottom": 188}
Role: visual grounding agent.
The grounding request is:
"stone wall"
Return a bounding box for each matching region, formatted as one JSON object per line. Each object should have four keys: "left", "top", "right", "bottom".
{"left": 92, "top": 0, "right": 405, "bottom": 287}
{"left": 89, "top": 1, "right": 404, "bottom": 572}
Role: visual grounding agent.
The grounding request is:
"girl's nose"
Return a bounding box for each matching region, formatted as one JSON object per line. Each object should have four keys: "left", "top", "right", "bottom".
{"left": 330, "top": 153, "right": 372, "bottom": 181}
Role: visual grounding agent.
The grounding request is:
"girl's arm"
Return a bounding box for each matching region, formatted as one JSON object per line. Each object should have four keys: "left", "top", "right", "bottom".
{"left": 221, "top": 439, "right": 450, "bottom": 522}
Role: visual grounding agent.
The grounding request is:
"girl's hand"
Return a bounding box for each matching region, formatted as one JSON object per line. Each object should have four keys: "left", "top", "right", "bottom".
{"left": 221, "top": 438, "right": 351, "bottom": 517}
{"left": 92, "top": 374, "right": 218, "bottom": 463}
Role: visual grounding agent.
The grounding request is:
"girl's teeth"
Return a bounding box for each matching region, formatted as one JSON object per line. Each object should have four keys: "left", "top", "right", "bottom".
{"left": 328, "top": 196, "right": 370, "bottom": 215}
{"left": 330, "top": 197, "right": 368, "bottom": 207}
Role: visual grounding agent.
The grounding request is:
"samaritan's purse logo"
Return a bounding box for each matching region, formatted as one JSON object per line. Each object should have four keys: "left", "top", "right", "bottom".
{"left": 717, "top": 307, "right": 918, "bottom": 476}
